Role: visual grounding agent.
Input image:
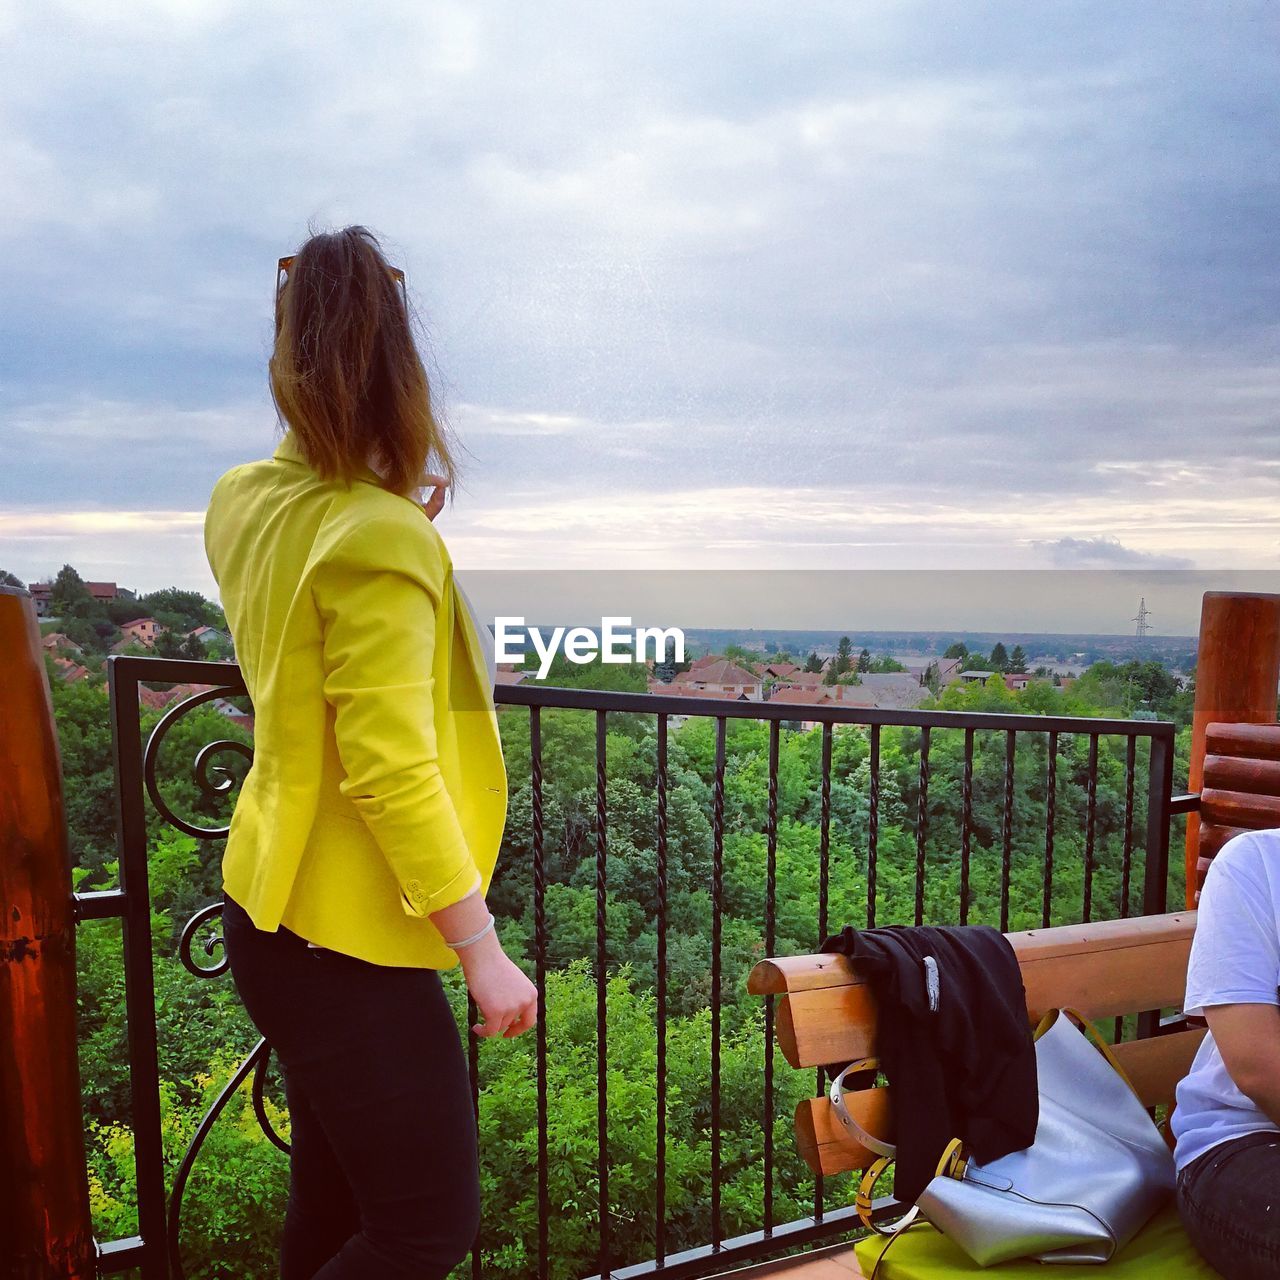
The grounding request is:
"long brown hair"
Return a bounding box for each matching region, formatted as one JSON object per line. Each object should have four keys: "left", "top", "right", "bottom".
{"left": 269, "top": 225, "right": 457, "bottom": 497}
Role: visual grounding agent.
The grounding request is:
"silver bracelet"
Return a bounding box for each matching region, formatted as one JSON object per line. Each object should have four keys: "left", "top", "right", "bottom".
{"left": 446, "top": 912, "right": 495, "bottom": 950}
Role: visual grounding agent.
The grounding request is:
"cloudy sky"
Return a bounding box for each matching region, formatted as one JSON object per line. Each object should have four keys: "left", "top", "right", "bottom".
{"left": 1, "top": 1, "right": 1277, "bottom": 628}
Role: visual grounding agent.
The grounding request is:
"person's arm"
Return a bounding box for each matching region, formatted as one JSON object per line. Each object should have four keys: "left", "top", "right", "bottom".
{"left": 314, "top": 505, "right": 538, "bottom": 1039}
{"left": 312, "top": 516, "right": 481, "bottom": 919}
{"left": 428, "top": 869, "right": 533, "bottom": 1042}
{"left": 1202, "top": 1003, "right": 1280, "bottom": 1126}
{"left": 1185, "top": 836, "right": 1280, "bottom": 1121}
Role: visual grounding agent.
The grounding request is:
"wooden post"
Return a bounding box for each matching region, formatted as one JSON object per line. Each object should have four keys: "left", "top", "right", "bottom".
{"left": 1185, "top": 590, "right": 1280, "bottom": 906}
{"left": 0, "top": 585, "right": 96, "bottom": 1278}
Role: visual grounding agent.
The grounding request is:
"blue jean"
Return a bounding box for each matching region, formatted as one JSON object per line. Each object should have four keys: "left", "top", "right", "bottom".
{"left": 1177, "top": 1129, "right": 1280, "bottom": 1280}
{"left": 220, "top": 893, "right": 480, "bottom": 1279}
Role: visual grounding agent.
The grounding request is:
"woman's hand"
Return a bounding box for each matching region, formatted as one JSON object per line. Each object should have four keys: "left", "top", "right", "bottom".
{"left": 418, "top": 474, "right": 448, "bottom": 522}
{"left": 458, "top": 931, "right": 539, "bottom": 1038}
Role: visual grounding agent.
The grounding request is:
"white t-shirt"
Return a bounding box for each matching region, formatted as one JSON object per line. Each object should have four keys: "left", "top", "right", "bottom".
{"left": 1170, "top": 828, "right": 1280, "bottom": 1172}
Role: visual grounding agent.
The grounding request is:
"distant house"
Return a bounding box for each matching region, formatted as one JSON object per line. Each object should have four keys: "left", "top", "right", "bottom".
{"left": 768, "top": 672, "right": 929, "bottom": 720}
{"left": 495, "top": 668, "right": 528, "bottom": 687}
{"left": 673, "top": 659, "right": 763, "bottom": 700}
{"left": 186, "top": 624, "right": 231, "bottom": 649}
{"left": 42, "top": 632, "right": 84, "bottom": 657}
{"left": 29, "top": 580, "right": 121, "bottom": 619}
{"left": 904, "top": 656, "right": 966, "bottom": 687}
{"left": 838, "top": 673, "right": 931, "bottom": 710}
{"left": 774, "top": 672, "right": 824, "bottom": 689}
{"left": 649, "top": 680, "right": 751, "bottom": 701}
{"left": 50, "top": 656, "right": 91, "bottom": 683}
{"left": 688, "top": 654, "right": 720, "bottom": 671}
{"left": 1004, "top": 673, "right": 1035, "bottom": 691}
{"left": 119, "top": 617, "right": 161, "bottom": 648}
{"left": 958, "top": 669, "right": 996, "bottom": 684}
{"left": 763, "top": 662, "right": 799, "bottom": 679}
{"left": 765, "top": 685, "right": 839, "bottom": 731}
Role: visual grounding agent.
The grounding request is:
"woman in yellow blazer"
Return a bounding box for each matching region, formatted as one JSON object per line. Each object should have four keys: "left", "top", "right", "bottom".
{"left": 204, "top": 225, "right": 536, "bottom": 1280}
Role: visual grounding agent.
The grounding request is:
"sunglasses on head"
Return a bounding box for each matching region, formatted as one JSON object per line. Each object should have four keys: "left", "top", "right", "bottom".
{"left": 277, "top": 255, "right": 407, "bottom": 301}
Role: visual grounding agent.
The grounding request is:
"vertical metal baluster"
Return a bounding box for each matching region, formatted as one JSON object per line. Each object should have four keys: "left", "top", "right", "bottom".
{"left": 814, "top": 721, "right": 832, "bottom": 1225}
{"left": 1113, "top": 733, "right": 1139, "bottom": 1043}
{"left": 915, "top": 726, "right": 930, "bottom": 925}
{"left": 757, "top": 721, "right": 778, "bottom": 1228}
{"left": 1042, "top": 731, "right": 1057, "bottom": 929}
{"left": 1138, "top": 730, "right": 1175, "bottom": 1043}
{"left": 960, "top": 728, "right": 973, "bottom": 925}
{"left": 532, "top": 706, "right": 549, "bottom": 1280}
{"left": 1143, "top": 729, "right": 1174, "bottom": 918}
{"left": 106, "top": 661, "right": 168, "bottom": 1280}
{"left": 711, "top": 717, "right": 726, "bottom": 1251}
{"left": 1083, "top": 735, "right": 1099, "bottom": 924}
{"left": 595, "top": 709, "right": 610, "bottom": 1277}
{"left": 868, "top": 725, "right": 880, "bottom": 928}
{"left": 1121, "top": 736, "right": 1136, "bottom": 919}
{"left": 1000, "top": 731, "right": 1015, "bottom": 933}
{"left": 764, "top": 719, "right": 780, "bottom": 1234}
{"left": 468, "top": 919, "right": 482, "bottom": 1277}
{"left": 655, "top": 714, "right": 669, "bottom": 1263}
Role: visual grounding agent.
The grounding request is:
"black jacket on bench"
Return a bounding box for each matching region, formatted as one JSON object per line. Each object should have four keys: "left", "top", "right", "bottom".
{"left": 818, "top": 923, "right": 1038, "bottom": 1203}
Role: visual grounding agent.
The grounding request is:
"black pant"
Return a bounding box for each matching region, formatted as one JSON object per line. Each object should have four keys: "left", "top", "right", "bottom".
{"left": 1177, "top": 1129, "right": 1280, "bottom": 1280}
{"left": 221, "top": 893, "right": 480, "bottom": 1279}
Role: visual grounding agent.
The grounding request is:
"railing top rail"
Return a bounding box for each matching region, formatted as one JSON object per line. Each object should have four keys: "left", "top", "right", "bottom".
{"left": 105, "top": 653, "right": 1176, "bottom": 740}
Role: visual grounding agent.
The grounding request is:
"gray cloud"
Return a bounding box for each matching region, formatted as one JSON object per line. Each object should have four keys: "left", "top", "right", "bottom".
{"left": 1, "top": 1, "right": 1278, "bottom": 592}
{"left": 1035, "top": 536, "right": 1195, "bottom": 571}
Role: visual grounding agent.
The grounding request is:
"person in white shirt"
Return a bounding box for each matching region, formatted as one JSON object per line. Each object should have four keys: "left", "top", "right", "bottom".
{"left": 1171, "top": 828, "right": 1280, "bottom": 1279}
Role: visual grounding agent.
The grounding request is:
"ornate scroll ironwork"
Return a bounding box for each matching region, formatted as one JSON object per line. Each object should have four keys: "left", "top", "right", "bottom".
{"left": 136, "top": 677, "right": 290, "bottom": 1278}
{"left": 142, "top": 684, "right": 253, "bottom": 839}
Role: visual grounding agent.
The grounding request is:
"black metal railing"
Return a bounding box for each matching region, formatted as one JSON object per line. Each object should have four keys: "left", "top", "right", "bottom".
{"left": 83, "top": 655, "right": 1185, "bottom": 1279}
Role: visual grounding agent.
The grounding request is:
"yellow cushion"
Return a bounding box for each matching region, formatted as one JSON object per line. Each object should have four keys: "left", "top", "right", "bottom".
{"left": 854, "top": 1206, "right": 1215, "bottom": 1278}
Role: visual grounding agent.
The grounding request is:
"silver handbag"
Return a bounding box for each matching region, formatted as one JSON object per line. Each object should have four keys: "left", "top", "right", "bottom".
{"left": 847, "top": 1008, "right": 1176, "bottom": 1268}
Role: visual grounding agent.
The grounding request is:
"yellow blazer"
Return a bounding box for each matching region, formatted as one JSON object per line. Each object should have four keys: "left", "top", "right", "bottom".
{"left": 203, "top": 429, "right": 507, "bottom": 968}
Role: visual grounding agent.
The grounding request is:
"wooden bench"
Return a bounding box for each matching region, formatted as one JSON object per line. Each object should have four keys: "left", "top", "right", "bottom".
{"left": 746, "top": 912, "right": 1209, "bottom": 1277}
{"left": 1194, "top": 721, "right": 1280, "bottom": 899}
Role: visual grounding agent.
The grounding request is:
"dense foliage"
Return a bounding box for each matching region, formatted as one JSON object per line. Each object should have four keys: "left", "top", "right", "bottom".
{"left": 56, "top": 650, "right": 1194, "bottom": 1278}
{"left": 3, "top": 562, "right": 231, "bottom": 661}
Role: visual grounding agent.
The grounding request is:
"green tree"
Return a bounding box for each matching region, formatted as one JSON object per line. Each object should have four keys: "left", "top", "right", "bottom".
{"left": 803, "top": 650, "right": 822, "bottom": 673}
{"left": 1009, "top": 644, "right": 1028, "bottom": 674}
{"left": 868, "top": 654, "right": 906, "bottom": 673}
{"left": 944, "top": 641, "right": 968, "bottom": 661}
{"left": 988, "top": 642, "right": 1009, "bottom": 673}
{"left": 0, "top": 567, "right": 24, "bottom": 588}
{"left": 832, "top": 637, "right": 852, "bottom": 675}
{"left": 141, "top": 588, "right": 220, "bottom": 632}
{"left": 51, "top": 563, "right": 93, "bottom": 614}
{"left": 856, "top": 646, "right": 871, "bottom": 673}
{"left": 652, "top": 636, "right": 679, "bottom": 684}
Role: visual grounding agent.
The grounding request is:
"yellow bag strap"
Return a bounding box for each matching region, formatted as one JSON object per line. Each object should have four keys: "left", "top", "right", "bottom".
{"left": 1034, "top": 1007, "right": 1142, "bottom": 1101}
{"left": 855, "top": 1156, "right": 921, "bottom": 1236}
{"left": 935, "top": 1136, "right": 968, "bottom": 1180}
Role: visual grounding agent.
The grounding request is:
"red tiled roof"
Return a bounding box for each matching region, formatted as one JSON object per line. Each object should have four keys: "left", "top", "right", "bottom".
{"left": 42, "top": 632, "right": 82, "bottom": 652}
{"left": 680, "top": 660, "right": 760, "bottom": 686}
{"left": 768, "top": 686, "right": 837, "bottom": 705}
{"left": 648, "top": 681, "right": 749, "bottom": 700}
{"left": 775, "top": 672, "right": 824, "bottom": 688}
